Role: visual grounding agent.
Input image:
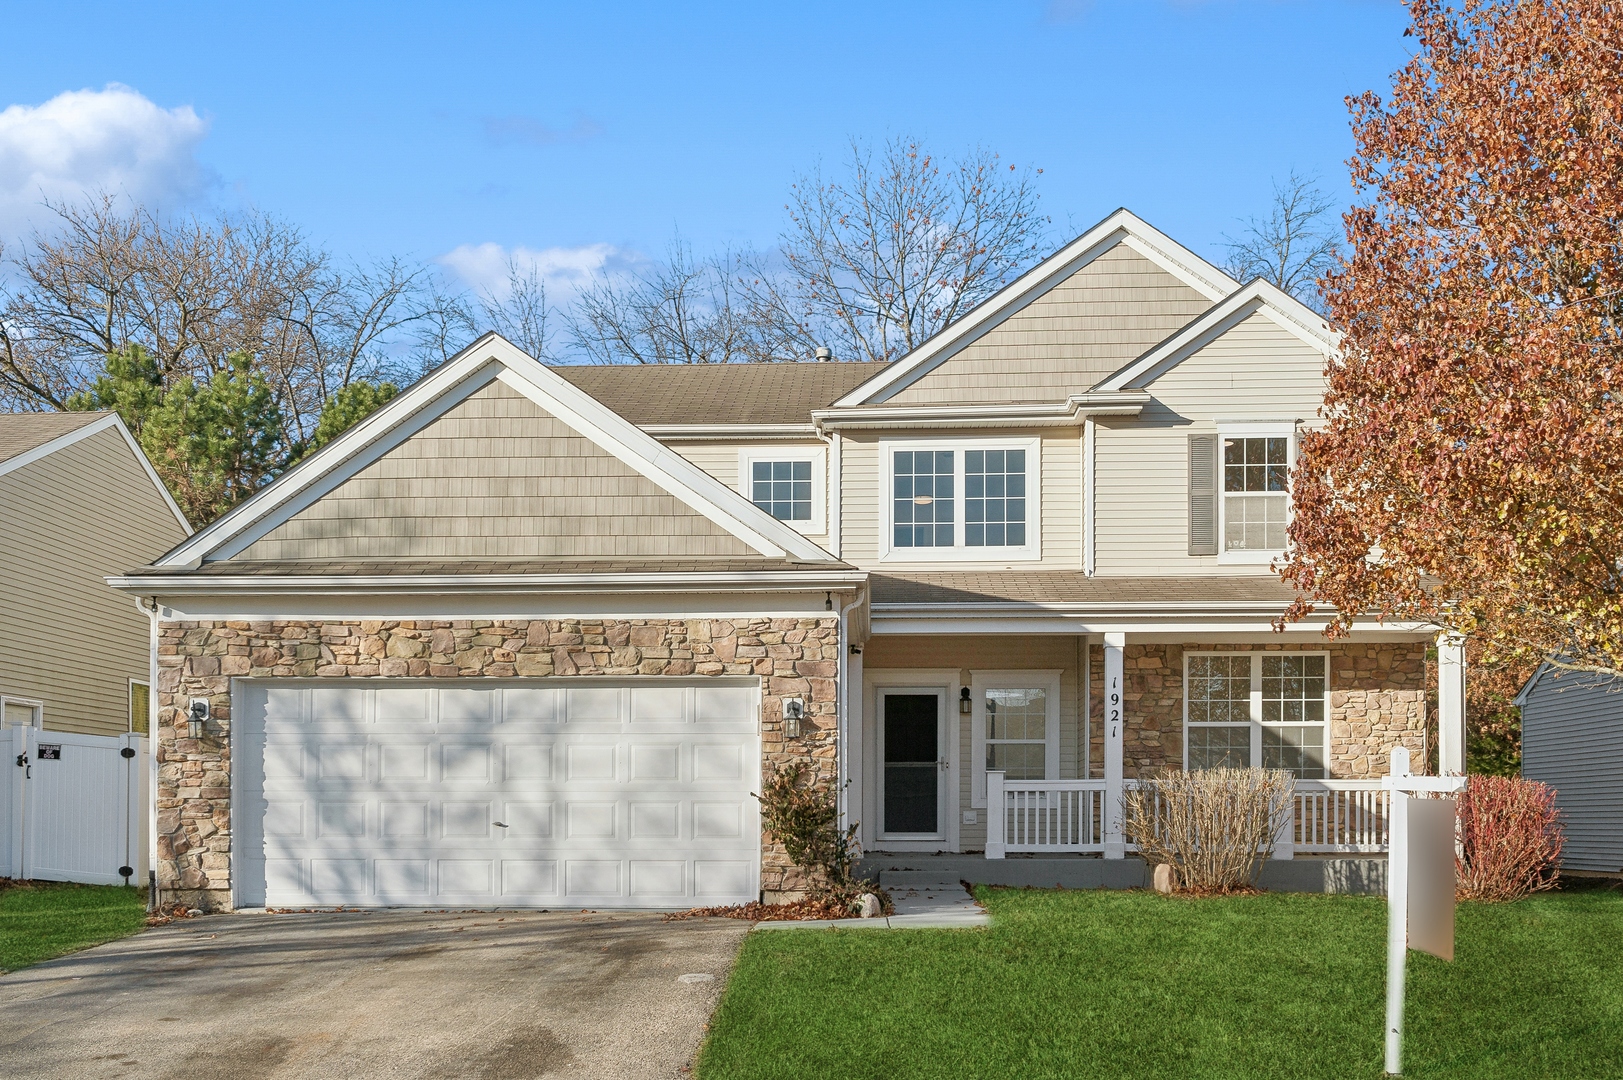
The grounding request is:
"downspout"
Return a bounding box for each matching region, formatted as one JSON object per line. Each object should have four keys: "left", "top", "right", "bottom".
{"left": 835, "top": 587, "right": 865, "bottom": 837}
{"left": 820, "top": 424, "right": 842, "bottom": 560}
{"left": 138, "top": 595, "right": 160, "bottom": 911}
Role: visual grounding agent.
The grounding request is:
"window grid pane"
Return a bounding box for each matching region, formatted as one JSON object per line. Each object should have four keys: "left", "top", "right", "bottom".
{"left": 985, "top": 688, "right": 1046, "bottom": 781}
{"left": 1260, "top": 654, "right": 1327, "bottom": 778}
{"left": 893, "top": 450, "right": 955, "bottom": 548}
{"left": 1224, "top": 493, "right": 1288, "bottom": 551}
{"left": 1187, "top": 654, "right": 1253, "bottom": 771}
{"left": 1188, "top": 725, "right": 1252, "bottom": 770}
{"left": 751, "top": 459, "right": 813, "bottom": 521}
{"left": 965, "top": 448, "right": 1027, "bottom": 547}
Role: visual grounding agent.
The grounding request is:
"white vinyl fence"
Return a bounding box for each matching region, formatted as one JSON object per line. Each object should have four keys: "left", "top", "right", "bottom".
{"left": 0, "top": 727, "right": 148, "bottom": 886}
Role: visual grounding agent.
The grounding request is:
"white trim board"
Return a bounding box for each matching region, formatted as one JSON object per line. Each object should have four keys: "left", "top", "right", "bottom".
{"left": 153, "top": 334, "right": 841, "bottom": 568}
{"left": 832, "top": 208, "right": 1241, "bottom": 408}
{"left": 1094, "top": 279, "right": 1335, "bottom": 394}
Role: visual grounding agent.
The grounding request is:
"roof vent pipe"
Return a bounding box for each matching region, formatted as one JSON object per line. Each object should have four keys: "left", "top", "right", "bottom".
{"left": 814, "top": 346, "right": 832, "bottom": 362}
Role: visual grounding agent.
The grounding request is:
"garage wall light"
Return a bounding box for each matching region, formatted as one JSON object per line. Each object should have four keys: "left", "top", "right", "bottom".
{"left": 783, "top": 697, "right": 805, "bottom": 739}
{"left": 188, "top": 698, "right": 209, "bottom": 740}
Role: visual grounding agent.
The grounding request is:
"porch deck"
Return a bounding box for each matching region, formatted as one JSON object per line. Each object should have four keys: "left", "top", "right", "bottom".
{"left": 855, "top": 852, "right": 1389, "bottom": 895}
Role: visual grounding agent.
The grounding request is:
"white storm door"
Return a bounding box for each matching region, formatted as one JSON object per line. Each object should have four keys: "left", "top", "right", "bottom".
{"left": 877, "top": 689, "right": 948, "bottom": 840}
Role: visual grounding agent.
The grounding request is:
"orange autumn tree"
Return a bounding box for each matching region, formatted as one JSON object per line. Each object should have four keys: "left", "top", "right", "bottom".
{"left": 1281, "top": 0, "right": 1623, "bottom": 678}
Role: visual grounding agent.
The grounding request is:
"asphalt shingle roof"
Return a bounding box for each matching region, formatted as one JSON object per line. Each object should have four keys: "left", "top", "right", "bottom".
{"left": 550, "top": 361, "right": 889, "bottom": 426}
{"left": 0, "top": 412, "right": 108, "bottom": 466}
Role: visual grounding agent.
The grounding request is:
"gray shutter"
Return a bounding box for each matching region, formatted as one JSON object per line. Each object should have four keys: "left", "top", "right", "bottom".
{"left": 1188, "top": 434, "right": 1219, "bottom": 556}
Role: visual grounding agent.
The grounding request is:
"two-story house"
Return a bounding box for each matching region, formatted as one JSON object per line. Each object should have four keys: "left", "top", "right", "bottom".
{"left": 112, "top": 210, "right": 1463, "bottom": 911}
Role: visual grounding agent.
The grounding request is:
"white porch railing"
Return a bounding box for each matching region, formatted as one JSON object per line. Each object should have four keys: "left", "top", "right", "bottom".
{"left": 986, "top": 772, "right": 1389, "bottom": 858}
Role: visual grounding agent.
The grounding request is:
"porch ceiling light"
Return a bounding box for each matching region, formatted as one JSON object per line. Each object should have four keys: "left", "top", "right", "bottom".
{"left": 913, "top": 495, "right": 934, "bottom": 505}
{"left": 960, "top": 687, "right": 972, "bottom": 715}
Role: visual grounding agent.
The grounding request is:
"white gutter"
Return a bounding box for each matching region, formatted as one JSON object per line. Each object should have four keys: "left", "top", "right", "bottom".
{"left": 811, "top": 391, "right": 1149, "bottom": 431}
{"left": 109, "top": 569, "right": 871, "bottom": 595}
{"left": 643, "top": 423, "right": 819, "bottom": 440}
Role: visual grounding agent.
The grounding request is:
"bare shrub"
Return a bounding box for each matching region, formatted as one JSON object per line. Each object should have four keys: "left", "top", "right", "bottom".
{"left": 1122, "top": 768, "right": 1295, "bottom": 893}
{"left": 1456, "top": 774, "right": 1565, "bottom": 901}
{"left": 755, "top": 763, "right": 864, "bottom": 909}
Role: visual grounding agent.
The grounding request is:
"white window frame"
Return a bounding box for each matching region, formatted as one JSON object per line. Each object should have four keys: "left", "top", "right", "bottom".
{"left": 1183, "top": 651, "right": 1330, "bottom": 777}
{"left": 879, "top": 436, "right": 1042, "bottom": 562}
{"left": 1216, "top": 422, "right": 1294, "bottom": 565}
{"left": 738, "top": 446, "right": 827, "bottom": 536}
{"left": 0, "top": 695, "right": 45, "bottom": 730}
{"left": 970, "top": 669, "right": 1062, "bottom": 806}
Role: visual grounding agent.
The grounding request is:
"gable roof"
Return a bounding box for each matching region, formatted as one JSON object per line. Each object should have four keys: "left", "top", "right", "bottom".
{"left": 0, "top": 410, "right": 190, "bottom": 531}
{"left": 153, "top": 334, "right": 841, "bottom": 570}
{"left": 552, "top": 361, "right": 888, "bottom": 426}
{"left": 1092, "top": 278, "right": 1335, "bottom": 392}
{"left": 0, "top": 411, "right": 115, "bottom": 465}
{"left": 832, "top": 208, "right": 1242, "bottom": 408}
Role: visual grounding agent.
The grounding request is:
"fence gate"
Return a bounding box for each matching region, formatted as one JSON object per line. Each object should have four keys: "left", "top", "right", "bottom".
{"left": 0, "top": 727, "right": 148, "bottom": 886}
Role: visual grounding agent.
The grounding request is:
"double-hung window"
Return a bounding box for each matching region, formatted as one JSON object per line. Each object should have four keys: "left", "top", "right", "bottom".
{"left": 970, "top": 670, "right": 1062, "bottom": 805}
{"left": 1220, "top": 428, "right": 1285, "bottom": 555}
{"left": 739, "top": 448, "right": 826, "bottom": 535}
{"left": 1185, "top": 652, "right": 1328, "bottom": 779}
{"left": 883, "top": 439, "right": 1040, "bottom": 560}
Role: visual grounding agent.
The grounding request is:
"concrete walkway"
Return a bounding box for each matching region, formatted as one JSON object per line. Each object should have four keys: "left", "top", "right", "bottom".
{"left": 0, "top": 909, "right": 750, "bottom": 1080}
{"left": 753, "top": 881, "right": 990, "bottom": 931}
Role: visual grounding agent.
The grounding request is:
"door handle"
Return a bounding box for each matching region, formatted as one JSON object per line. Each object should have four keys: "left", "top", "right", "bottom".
{"left": 939, "top": 759, "right": 949, "bottom": 771}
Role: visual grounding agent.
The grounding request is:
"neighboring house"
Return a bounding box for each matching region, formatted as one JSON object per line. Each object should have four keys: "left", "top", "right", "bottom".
{"left": 1515, "top": 667, "right": 1623, "bottom": 874}
{"left": 1, "top": 412, "right": 191, "bottom": 737}
{"left": 111, "top": 209, "right": 1468, "bottom": 912}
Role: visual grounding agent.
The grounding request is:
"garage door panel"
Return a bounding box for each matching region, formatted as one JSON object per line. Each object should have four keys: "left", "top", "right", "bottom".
{"left": 238, "top": 679, "right": 760, "bottom": 909}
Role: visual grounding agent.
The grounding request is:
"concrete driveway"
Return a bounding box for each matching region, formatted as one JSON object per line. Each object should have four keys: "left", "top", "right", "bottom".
{"left": 0, "top": 910, "right": 751, "bottom": 1080}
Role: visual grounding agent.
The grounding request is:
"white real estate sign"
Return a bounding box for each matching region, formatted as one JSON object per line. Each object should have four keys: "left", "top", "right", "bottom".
{"left": 234, "top": 680, "right": 762, "bottom": 910}
{"left": 1383, "top": 747, "right": 1464, "bottom": 1075}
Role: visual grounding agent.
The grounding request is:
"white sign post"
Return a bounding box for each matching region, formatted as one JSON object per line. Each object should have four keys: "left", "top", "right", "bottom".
{"left": 1381, "top": 747, "right": 1466, "bottom": 1075}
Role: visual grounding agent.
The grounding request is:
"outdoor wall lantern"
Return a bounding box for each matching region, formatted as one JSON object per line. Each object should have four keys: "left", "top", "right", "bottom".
{"left": 188, "top": 698, "right": 209, "bottom": 740}
{"left": 783, "top": 697, "right": 805, "bottom": 739}
{"left": 960, "top": 687, "right": 972, "bottom": 715}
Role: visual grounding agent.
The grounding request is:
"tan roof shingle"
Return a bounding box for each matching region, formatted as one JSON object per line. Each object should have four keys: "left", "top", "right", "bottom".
{"left": 0, "top": 412, "right": 109, "bottom": 466}
{"left": 550, "top": 361, "right": 889, "bottom": 426}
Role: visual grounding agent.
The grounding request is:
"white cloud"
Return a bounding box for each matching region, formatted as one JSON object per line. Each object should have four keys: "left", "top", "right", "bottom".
{"left": 0, "top": 84, "right": 211, "bottom": 238}
{"left": 438, "top": 241, "right": 648, "bottom": 304}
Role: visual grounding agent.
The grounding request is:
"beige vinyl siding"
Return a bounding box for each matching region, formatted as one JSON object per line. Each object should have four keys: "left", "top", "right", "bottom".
{"left": 864, "top": 635, "right": 1086, "bottom": 852}
{"left": 667, "top": 439, "right": 832, "bottom": 550}
{"left": 240, "top": 380, "right": 756, "bottom": 561}
{"left": 0, "top": 427, "right": 186, "bottom": 736}
{"left": 838, "top": 429, "right": 1079, "bottom": 570}
{"left": 883, "top": 245, "right": 1212, "bottom": 405}
{"left": 1093, "top": 313, "right": 1328, "bottom": 576}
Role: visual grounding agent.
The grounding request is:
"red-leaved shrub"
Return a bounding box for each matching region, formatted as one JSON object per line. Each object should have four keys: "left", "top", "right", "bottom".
{"left": 1456, "top": 775, "right": 1564, "bottom": 901}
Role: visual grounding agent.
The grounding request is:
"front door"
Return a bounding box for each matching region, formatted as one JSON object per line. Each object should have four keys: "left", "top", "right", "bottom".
{"left": 879, "top": 690, "right": 946, "bottom": 839}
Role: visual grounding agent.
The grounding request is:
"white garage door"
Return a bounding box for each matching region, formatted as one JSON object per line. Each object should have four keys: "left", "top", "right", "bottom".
{"left": 234, "top": 679, "right": 761, "bottom": 909}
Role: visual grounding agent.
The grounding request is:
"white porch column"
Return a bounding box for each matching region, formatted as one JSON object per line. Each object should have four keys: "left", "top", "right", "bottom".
{"left": 985, "top": 771, "right": 1006, "bottom": 859}
{"left": 1103, "top": 632, "right": 1126, "bottom": 859}
{"left": 1437, "top": 632, "right": 1466, "bottom": 775}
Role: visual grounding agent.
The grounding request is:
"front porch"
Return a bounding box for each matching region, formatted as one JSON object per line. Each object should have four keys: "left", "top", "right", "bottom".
{"left": 846, "top": 628, "right": 1467, "bottom": 880}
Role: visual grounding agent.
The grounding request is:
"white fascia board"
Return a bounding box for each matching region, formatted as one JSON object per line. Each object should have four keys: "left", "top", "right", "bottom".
{"left": 1094, "top": 280, "right": 1337, "bottom": 394}
{"left": 155, "top": 340, "right": 510, "bottom": 567}
{"left": 0, "top": 414, "right": 192, "bottom": 535}
{"left": 643, "top": 424, "right": 818, "bottom": 440}
{"left": 831, "top": 208, "right": 1242, "bottom": 408}
{"left": 487, "top": 349, "right": 838, "bottom": 563}
{"left": 108, "top": 569, "right": 869, "bottom": 595}
{"left": 155, "top": 334, "right": 840, "bottom": 567}
{"left": 811, "top": 392, "right": 1149, "bottom": 431}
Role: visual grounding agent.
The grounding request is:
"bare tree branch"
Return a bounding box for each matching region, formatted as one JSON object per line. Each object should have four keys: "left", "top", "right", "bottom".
{"left": 1222, "top": 171, "right": 1343, "bottom": 310}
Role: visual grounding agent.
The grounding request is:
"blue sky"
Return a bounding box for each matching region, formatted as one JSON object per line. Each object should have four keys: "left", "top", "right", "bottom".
{"left": 2, "top": 1, "right": 1411, "bottom": 300}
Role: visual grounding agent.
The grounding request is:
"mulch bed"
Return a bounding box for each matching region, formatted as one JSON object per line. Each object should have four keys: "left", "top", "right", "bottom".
{"left": 666, "top": 891, "right": 895, "bottom": 922}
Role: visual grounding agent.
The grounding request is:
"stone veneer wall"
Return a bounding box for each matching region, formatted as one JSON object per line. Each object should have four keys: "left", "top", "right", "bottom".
{"left": 156, "top": 617, "right": 841, "bottom": 910}
{"left": 1087, "top": 642, "right": 1428, "bottom": 778}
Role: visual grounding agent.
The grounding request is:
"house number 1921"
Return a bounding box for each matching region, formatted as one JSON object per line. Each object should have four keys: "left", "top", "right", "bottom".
{"left": 1108, "top": 679, "right": 1121, "bottom": 740}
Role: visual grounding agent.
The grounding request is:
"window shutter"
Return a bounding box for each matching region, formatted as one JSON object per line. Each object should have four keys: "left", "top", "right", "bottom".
{"left": 1188, "top": 434, "right": 1219, "bottom": 556}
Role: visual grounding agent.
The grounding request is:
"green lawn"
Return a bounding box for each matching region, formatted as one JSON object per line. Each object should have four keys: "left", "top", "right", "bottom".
{"left": 0, "top": 881, "right": 149, "bottom": 974}
{"left": 697, "top": 885, "right": 1623, "bottom": 1079}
